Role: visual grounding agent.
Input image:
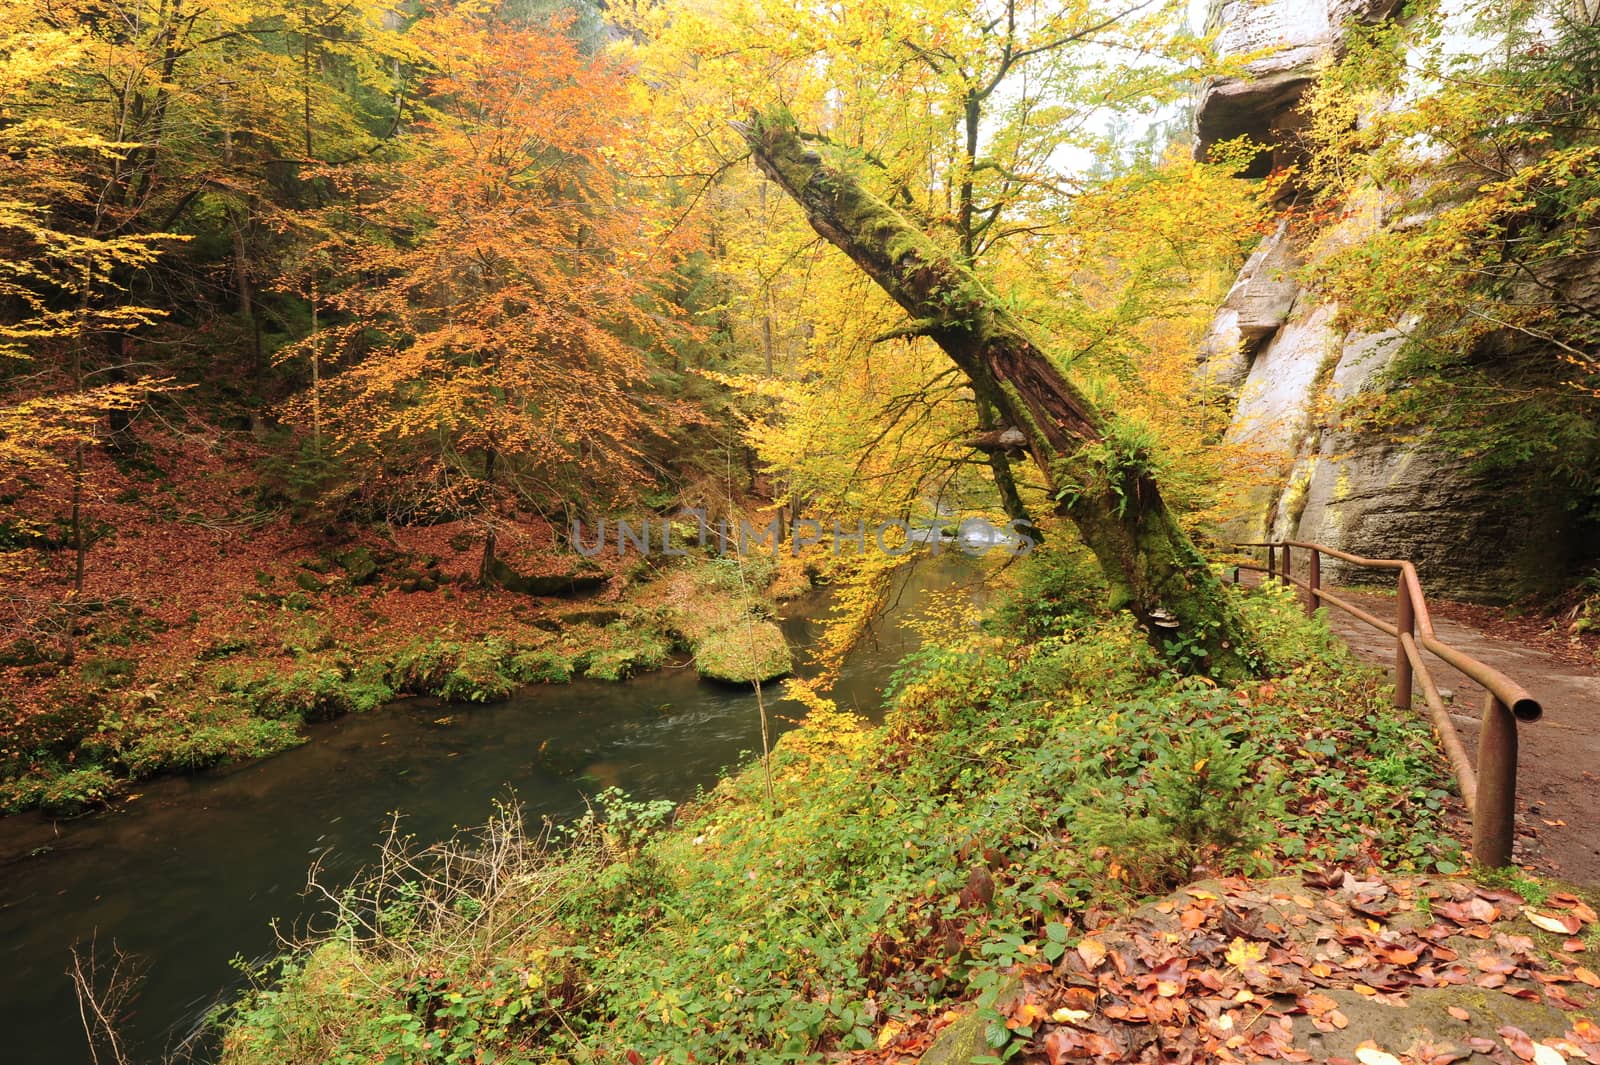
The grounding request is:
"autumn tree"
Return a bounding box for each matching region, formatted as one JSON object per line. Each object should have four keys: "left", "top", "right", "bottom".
{"left": 0, "top": 2, "right": 176, "bottom": 603}
{"left": 619, "top": 0, "right": 1213, "bottom": 536}
{"left": 0, "top": 0, "right": 418, "bottom": 437}
{"left": 1, "top": 0, "right": 417, "bottom": 606}
{"left": 740, "top": 116, "right": 1255, "bottom": 674}
{"left": 291, "top": 3, "right": 694, "bottom": 580}
{"left": 616, "top": 0, "right": 1263, "bottom": 668}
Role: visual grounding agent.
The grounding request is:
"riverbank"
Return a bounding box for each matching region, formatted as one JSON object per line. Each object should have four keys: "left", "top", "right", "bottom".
{"left": 1, "top": 433, "right": 817, "bottom": 814}
{"left": 217, "top": 580, "right": 1477, "bottom": 1064}
{"left": 0, "top": 554, "right": 968, "bottom": 1065}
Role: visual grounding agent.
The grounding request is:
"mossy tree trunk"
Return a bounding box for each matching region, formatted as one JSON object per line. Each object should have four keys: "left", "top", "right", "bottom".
{"left": 739, "top": 114, "right": 1255, "bottom": 677}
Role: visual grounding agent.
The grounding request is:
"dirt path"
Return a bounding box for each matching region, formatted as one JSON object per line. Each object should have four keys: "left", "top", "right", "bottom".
{"left": 1292, "top": 582, "right": 1600, "bottom": 884}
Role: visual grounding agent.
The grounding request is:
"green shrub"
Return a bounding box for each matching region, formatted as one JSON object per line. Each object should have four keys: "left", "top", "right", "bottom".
{"left": 80, "top": 655, "right": 137, "bottom": 689}
{"left": 436, "top": 642, "right": 516, "bottom": 704}
{"left": 214, "top": 662, "right": 395, "bottom": 721}
{"left": 261, "top": 667, "right": 394, "bottom": 721}
{"left": 1236, "top": 577, "right": 1343, "bottom": 672}
{"left": 122, "top": 719, "right": 302, "bottom": 776}
{"left": 507, "top": 648, "right": 574, "bottom": 684}
{"left": 584, "top": 625, "right": 671, "bottom": 682}
{"left": 385, "top": 640, "right": 463, "bottom": 693}
{"left": 992, "top": 538, "right": 1110, "bottom": 637}
{"left": 1080, "top": 731, "right": 1274, "bottom": 891}
{"left": 704, "top": 553, "right": 779, "bottom": 593}
{"left": 198, "top": 634, "right": 255, "bottom": 661}
{"left": 0, "top": 764, "right": 119, "bottom": 815}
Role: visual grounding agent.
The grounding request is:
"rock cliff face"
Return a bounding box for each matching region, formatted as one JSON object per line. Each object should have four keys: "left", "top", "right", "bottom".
{"left": 1197, "top": 0, "right": 1591, "bottom": 602}
{"left": 1195, "top": 0, "right": 1400, "bottom": 176}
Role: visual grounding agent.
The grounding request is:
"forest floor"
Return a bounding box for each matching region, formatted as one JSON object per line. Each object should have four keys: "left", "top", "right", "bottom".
{"left": 886, "top": 872, "right": 1600, "bottom": 1065}
{"left": 0, "top": 429, "right": 803, "bottom": 813}
{"left": 1276, "top": 580, "right": 1600, "bottom": 886}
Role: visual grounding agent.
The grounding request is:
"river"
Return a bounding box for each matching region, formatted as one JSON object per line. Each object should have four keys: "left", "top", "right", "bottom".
{"left": 0, "top": 555, "right": 983, "bottom": 1064}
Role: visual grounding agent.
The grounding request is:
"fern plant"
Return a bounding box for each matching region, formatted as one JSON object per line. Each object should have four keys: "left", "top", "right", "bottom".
{"left": 1083, "top": 731, "right": 1273, "bottom": 891}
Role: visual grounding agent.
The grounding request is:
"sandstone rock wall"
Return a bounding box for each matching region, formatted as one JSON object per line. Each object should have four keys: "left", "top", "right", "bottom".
{"left": 1197, "top": 0, "right": 1590, "bottom": 602}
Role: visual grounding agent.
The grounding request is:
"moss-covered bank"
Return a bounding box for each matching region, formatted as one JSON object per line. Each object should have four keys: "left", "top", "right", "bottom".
{"left": 1, "top": 554, "right": 803, "bottom": 815}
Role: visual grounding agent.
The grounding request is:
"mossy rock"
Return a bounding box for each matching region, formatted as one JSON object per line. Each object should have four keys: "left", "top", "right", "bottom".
{"left": 916, "top": 979, "right": 1022, "bottom": 1065}
{"left": 917, "top": 1009, "right": 990, "bottom": 1065}
{"left": 559, "top": 608, "right": 623, "bottom": 627}
{"left": 1295, "top": 985, "right": 1582, "bottom": 1064}
{"left": 694, "top": 621, "right": 792, "bottom": 685}
{"left": 488, "top": 558, "right": 609, "bottom": 597}
{"left": 334, "top": 547, "right": 378, "bottom": 584}
{"left": 294, "top": 571, "right": 325, "bottom": 592}
{"left": 580, "top": 625, "right": 670, "bottom": 681}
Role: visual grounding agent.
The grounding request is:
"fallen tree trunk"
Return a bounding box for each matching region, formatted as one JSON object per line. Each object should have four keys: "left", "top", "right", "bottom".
{"left": 739, "top": 114, "right": 1255, "bottom": 677}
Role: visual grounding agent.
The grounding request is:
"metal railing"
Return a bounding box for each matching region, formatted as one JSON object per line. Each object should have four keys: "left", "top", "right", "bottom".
{"left": 1234, "top": 541, "right": 1542, "bottom": 868}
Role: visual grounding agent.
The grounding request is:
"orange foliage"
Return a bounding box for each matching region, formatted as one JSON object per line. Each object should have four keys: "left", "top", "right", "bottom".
{"left": 286, "top": 5, "right": 699, "bottom": 520}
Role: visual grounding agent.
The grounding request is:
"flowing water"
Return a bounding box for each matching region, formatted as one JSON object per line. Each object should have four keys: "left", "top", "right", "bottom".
{"left": 0, "top": 556, "right": 984, "bottom": 1064}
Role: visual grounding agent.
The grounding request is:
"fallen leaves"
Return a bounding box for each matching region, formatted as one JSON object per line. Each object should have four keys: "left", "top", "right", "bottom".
{"left": 1501, "top": 1025, "right": 1539, "bottom": 1060}
{"left": 850, "top": 872, "right": 1600, "bottom": 1065}
{"left": 1527, "top": 909, "right": 1585, "bottom": 936}
{"left": 1534, "top": 1046, "right": 1570, "bottom": 1065}
{"left": 1355, "top": 1043, "right": 1404, "bottom": 1065}
{"left": 1226, "top": 937, "right": 1269, "bottom": 968}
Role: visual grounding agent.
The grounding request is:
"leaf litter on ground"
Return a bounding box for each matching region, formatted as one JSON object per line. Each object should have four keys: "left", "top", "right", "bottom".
{"left": 854, "top": 871, "right": 1600, "bottom": 1065}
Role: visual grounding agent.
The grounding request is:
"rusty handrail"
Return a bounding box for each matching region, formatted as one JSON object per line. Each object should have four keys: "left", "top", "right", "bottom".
{"left": 1231, "top": 540, "right": 1542, "bottom": 868}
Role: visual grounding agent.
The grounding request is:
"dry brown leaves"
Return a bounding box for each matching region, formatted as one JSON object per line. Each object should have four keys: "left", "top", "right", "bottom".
{"left": 860, "top": 874, "right": 1600, "bottom": 1065}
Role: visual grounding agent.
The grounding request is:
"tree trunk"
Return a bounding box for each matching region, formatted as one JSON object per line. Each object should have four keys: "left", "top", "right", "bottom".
{"left": 104, "top": 334, "right": 137, "bottom": 456}
{"left": 739, "top": 115, "right": 1254, "bottom": 677}
{"left": 975, "top": 395, "right": 1041, "bottom": 543}
{"left": 479, "top": 447, "right": 500, "bottom": 585}
{"left": 308, "top": 270, "right": 323, "bottom": 457}
{"left": 70, "top": 440, "right": 85, "bottom": 596}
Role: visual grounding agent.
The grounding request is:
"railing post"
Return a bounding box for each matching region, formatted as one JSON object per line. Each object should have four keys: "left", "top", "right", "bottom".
{"left": 1474, "top": 693, "right": 1518, "bottom": 868}
{"left": 1394, "top": 571, "right": 1414, "bottom": 711}
{"left": 1306, "top": 549, "right": 1320, "bottom": 617}
{"left": 1282, "top": 544, "right": 1292, "bottom": 588}
{"left": 1266, "top": 545, "right": 1276, "bottom": 583}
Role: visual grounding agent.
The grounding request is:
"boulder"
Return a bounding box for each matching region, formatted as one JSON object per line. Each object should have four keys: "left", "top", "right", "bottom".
{"left": 694, "top": 621, "right": 792, "bottom": 685}
{"left": 558, "top": 608, "right": 623, "bottom": 628}
{"left": 334, "top": 546, "right": 378, "bottom": 584}
{"left": 1198, "top": 220, "right": 1302, "bottom": 393}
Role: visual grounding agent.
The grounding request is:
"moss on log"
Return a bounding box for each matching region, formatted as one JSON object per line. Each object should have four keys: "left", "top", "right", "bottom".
{"left": 739, "top": 113, "right": 1255, "bottom": 678}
